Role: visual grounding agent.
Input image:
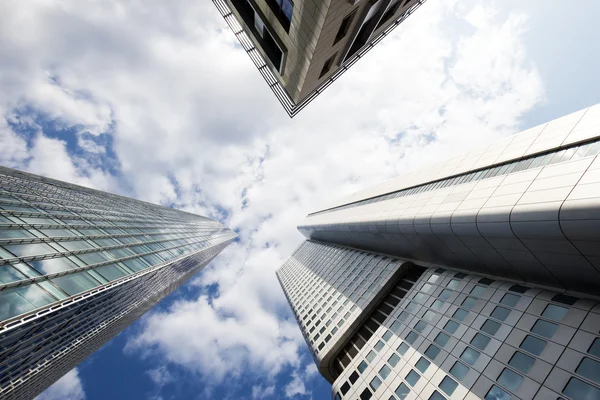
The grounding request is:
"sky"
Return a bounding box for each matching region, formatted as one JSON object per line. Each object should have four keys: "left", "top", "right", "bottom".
{"left": 1, "top": 0, "right": 600, "bottom": 399}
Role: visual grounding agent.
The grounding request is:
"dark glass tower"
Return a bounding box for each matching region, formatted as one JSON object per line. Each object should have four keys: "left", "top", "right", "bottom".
{"left": 0, "top": 166, "right": 236, "bottom": 399}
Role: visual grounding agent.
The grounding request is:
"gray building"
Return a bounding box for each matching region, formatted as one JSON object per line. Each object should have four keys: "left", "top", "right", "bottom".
{"left": 213, "top": 0, "right": 426, "bottom": 116}
{"left": 0, "top": 167, "right": 236, "bottom": 399}
{"left": 277, "top": 104, "right": 600, "bottom": 399}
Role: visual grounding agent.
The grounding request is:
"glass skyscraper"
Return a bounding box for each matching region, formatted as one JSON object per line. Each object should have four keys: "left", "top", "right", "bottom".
{"left": 0, "top": 166, "right": 236, "bottom": 399}
{"left": 277, "top": 104, "right": 600, "bottom": 399}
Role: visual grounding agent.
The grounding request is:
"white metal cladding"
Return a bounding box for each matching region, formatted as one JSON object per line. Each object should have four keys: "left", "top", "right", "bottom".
{"left": 329, "top": 268, "right": 600, "bottom": 400}
{"left": 0, "top": 166, "right": 236, "bottom": 399}
{"left": 313, "top": 103, "right": 600, "bottom": 212}
{"left": 300, "top": 105, "right": 600, "bottom": 296}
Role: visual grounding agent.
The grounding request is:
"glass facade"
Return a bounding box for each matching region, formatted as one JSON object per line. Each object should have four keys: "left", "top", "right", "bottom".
{"left": 0, "top": 166, "right": 235, "bottom": 399}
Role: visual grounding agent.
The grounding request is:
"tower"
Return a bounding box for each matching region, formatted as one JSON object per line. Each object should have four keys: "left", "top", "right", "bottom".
{"left": 0, "top": 167, "right": 236, "bottom": 399}
{"left": 277, "top": 104, "right": 600, "bottom": 399}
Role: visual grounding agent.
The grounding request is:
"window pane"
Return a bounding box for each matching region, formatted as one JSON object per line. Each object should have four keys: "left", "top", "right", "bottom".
{"left": 366, "top": 350, "right": 376, "bottom": 362}
{"left": 435, "top": 332, "right": 450, "bottom": 347}
{"left": 440, "top": 376, "right": 458, "bottom": 396}
{"left": 491, "top": 306, "right": 511, "bottom": 321}
{"left": 397, "top": 342, "right": 409, "bottom": 355}
{"left": 471, "top": 333, "right": 491, "bottom": 350}
{"left": 405, "top": 331, "right": 418, "bottom": 344}
{"left": 589, "top": 338, "right": 600, "bottom": 358}
{"left": 0, "top": 264, "right": 27, "bottom": 284}
{"left": 416, "top": 357, "right": 430, "bottom": 373}
{"left": 429, "top": 391, "right": 446, "bottom": 400}
{"left": 531, "top": 319, "right": 558, "bottom": 338}
{"left": 461, "top": 347, "right": 481, "bottom": 366}
{"left": 370, "top": 376, "right": 382, "bottom": 391}
{"left": 405, "top": 370, "right": 420, "bottom": 386}
{"left": 563, "top": 377, "right": 600, "bottom": 400}
{"left": 454, "top": 309, "right": 469, "bottom": 321}
{"left": 498, "top": 368, "right": 523, "bottom": 391}
{"left": 94, "top": 264, "right": 128, "bottom": 281}
{"left": 576, "top": 357, "right": 600, "bottom": 385}
{"left": 481, "top": 319, "right": 501, "bottom": 336}
{"left": 395, "top": 383, "right": 410, "bottom": 400}
{"left": 388, "top": 354, "right": 400, "bottom": 367}
{"left": 520, "top": 335, "right": 546, "bottom": 356}
{"left": 3, "top": 242, "right": 59, "bottom": 258}
{"left": 500, "top": 293, "right": 520, "bottom": 307}
{"left": 51, "top": 271, "right": 100, "bottom": 295}
{"left": 0, "top": 284, "right": 57, "bottom": 320}
{"left": 29, "top": 257, "right": 80, "bottom": 274}
{"left": 542, "top": 304, "right": 569, "bottom": 322}
{"left": 485, "top": 385, "right": 511, "bottom": 400}
{"left": 471, "top": 286, "right": 487, "bottom": 297}
{"left": 445, "top": 320, "right": 459, "bottom": 334}
{"left": 379, "top": 365, "right": 391, "bottom": 380}
{"left": 462, "top": 296, "right": 477, "bottom": 309}
{"left": 450, "top": 362, "right": 469, "bottom": 381}
{"left": 508, "top": 351, "right": 535, "bottom": 374}
{"left": 425, "top": 345, "right": 441, "bottom": 360}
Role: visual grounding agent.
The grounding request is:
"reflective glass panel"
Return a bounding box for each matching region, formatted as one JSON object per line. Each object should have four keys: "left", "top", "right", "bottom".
{"left": 498, "top": 368, "right": 523, "bottom": 391}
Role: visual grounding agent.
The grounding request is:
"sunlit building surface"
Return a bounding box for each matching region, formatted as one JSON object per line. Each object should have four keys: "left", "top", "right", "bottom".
{"left": 0, "top": 167, "right": 236, "bottom": 399}
{"left": 213, "top": 0, "right": 426, "bottom": 116}
{"left": 277, "top": 104, "right": 600, "bottom": 399}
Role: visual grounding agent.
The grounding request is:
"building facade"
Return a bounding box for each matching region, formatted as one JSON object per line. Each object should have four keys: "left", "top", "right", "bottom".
{"left": 0, "top": 167, "right": 236, "bottom": 399}
{"left": 213, "top": 0, "right": 426, "bottom": 116}
{"left": 277, "top": 104, "right": 600, "bottom": 399}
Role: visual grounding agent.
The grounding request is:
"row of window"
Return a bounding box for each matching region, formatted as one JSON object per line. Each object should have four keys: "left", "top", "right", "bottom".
{"left": 309, "top": 138, "right": 600, "bottom": 217}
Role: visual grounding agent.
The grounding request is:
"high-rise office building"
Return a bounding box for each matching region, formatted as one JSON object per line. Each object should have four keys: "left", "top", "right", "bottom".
{"left": 0, "top": 167, "right": 236, "bottom": 399}
{"left": 213, "top": 0, "right": 426, "bottom": 116}
{"left": 277, "top": 104, "right": 600, "bottom": 399}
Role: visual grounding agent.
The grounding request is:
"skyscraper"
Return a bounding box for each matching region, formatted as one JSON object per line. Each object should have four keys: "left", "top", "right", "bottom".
{"left": 213, "top": 0, "right": 427, "bottom": 117}
{"left": 277, "top": 104, "right": 600, "bottom": 399}
{"left": 0, "top": 167, "right": 236, "bottom": 399}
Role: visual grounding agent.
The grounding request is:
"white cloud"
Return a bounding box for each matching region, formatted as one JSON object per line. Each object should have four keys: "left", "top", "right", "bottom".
{"left": 35, "top": 368, "right": 85, "bottom": 400}
{"left": 0, "top": 0, "right": 549, "bottom": 397}
{"left": 252, "top": 384, "right": 275, "bottom": 399}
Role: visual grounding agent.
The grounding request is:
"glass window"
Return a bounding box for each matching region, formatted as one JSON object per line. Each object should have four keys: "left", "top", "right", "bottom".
{"left": 423, "top": 310, "right": 436, "bottom": 323}
{"left": 500, "top": 293, "right": 520, "bottom": 307}
{"left": 388, "top": 353, "right": 400, "bottom": 368}
{"left": 471, "top": 285, "right": 487, "bottom": 297}
{"left": 382, "top": 330, "right": 393, "bottom": 342}
{"left": 366, "top": 350, "right": 377, "bottom": 362}
{"left": 3, "top": 242, "right": 59, "bottom": 258}
{"left": 122, "top": 257, "right": 150, "bottom": 272}
{"left": 28, "top": 257, "right": 80, "bottom": 274}
{"left": 439, "top": 376, "right": 458, "bottom": 396}
{"left": 589, "top": 338, "right": 600, "bottom": 358}
{"left": 563, "top": 377, "right": 600, "bottom": 400}
{"left": 405, "top": 331, "right": 418, "bottom": 344}
{"left": 432, "top": 300, "right": 445, "bottom": 311}
{"left": 358, "top": 361, "right": 369, "bottom": 373}
{"left": 462, "top": 296, "right": 477, "bottom": 310}
{"left": 450, "top": 362, "right": 469, "bottom": 381}
{"left": 340, "top": 382, "right": 350, "bottom": 395}
{"left": 498, "top": 368, "right": 523, "bottom": 391}
{"left": 0, "top": 264, "right": 28, "bottom": 284}
{"left": 435, "top": 332, "right": 450, "bottom": 347}
{"left": 397, "top": 342, "right": 409, "bottom": 355}
{"left": 491, "top": 306, "right": 511, "bottom": 321}
{"left": 51, "top": 271, "right": 100, "bottom": 295}
{"left": 429, "top": 391, "right": 446, "bottom": 400}
{"left": 439, "top": 289, "right": 453, "bottom": 300}
{"left": 461, "top": 347, "right": 481, "bottom": 366}
{"left": 370, "top": 376, "right": 382, "bottom": 391}
{"left": 542, "top": 304, "right": 569, "bottom": 322}
{"left": 94, "top": 264, "right": 128, "bottom": 281}
{"left": 416, "top": 357, "right": 430, "bottom": 373}
{"left": 349, "top": 371, "right": 359, "bottom": 384}
{"left": 379, "top": 365, "right": 391, "bottom": 380}
{"left": 576, "top": 357, "right": 600, "bottom": 385}
{"left": 520, "top": 335, "right": 546, "bottom": 356}
{"left": 531, "top": 319, "right": 558, "bottom": 338}
{"left": 375, "top": 340, "right": 385, "bottom": 351}
{"left": 471, "top": 333, "right": 491, "bottom": 350}
{"left": 425, "top": 344, "right": 441, "bottom": 360}
{"left": 447, "top": 279, "right": 461, "bottom": 289}
{"left": 485, "top": 385, "right": 511, "bottom": 400}
{"left": 551, "top": 294, "right": 579, "bottom": 305}
{"left": 395, "top": 383, "right": 410, "bottom": 400}
{"left": 0, "top": 284, "right": 57, "bottom": 320}
{"left": 76, "top": 251, "right": 113, "bottom": 265}
{"left": 444, "top": 320, "right": 459, "bottom": 334}
{"left": 405, "top": 370, "right": 420, "bottom": 386}
{"left": 508, "top": 351, "right": 535, "bottom": 374}
{"left": 481, "top": 319, "right": 501, "bottom": 336}
{"left": 0, "top": 229, "right": 35, "bottom": 239}
{"left": 453, "top": 309, "right": 469, "bottom": 321}
{"left": 414, "top": 321, "right": 427, "bottom": 333}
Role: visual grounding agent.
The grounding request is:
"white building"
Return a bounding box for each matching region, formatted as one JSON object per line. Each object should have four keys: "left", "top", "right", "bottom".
{"left": 278, "top": 104, "right": 600, "bottom": 399}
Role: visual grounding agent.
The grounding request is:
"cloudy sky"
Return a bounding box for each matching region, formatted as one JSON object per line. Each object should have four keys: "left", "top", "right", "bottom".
{"left": 2, "top": 0, "right": 600, "bottom": 399}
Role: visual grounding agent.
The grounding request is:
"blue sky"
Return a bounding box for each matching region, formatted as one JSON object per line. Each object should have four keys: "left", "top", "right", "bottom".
{"left": 1, "top": 0, "right": 600, "bottom": 399}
